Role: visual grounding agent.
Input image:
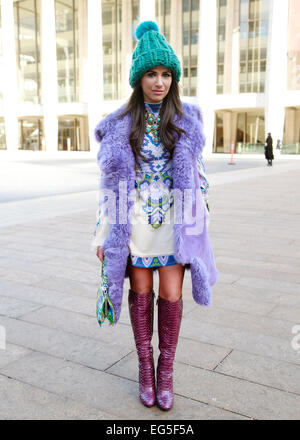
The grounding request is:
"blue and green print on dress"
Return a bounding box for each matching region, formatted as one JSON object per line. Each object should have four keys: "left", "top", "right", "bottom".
{"left": 135, "top": 101, "right": 174, "bottom": 229}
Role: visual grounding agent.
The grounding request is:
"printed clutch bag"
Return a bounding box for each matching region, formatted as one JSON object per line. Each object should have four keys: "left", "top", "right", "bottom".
{"left": 96, "top": 256, "right": 115, "bottom": 327}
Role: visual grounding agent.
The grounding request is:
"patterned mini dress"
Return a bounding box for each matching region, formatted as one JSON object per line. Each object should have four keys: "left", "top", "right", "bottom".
{"left": 92, "top": 101, "right": 209, "bottom": 269}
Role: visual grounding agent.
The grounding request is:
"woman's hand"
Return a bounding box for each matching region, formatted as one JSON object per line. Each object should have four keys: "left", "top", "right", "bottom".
{"left": 96, "top": 246, "right": 105, "bottom": 263}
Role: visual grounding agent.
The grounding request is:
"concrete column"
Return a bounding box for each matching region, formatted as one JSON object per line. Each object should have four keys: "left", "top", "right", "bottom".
{"left": 140, "top": 0, "right": 155, "bottom": 22}
{"left": 41, "top": 0, "right": 58, "bottom": 153}
{"left": 223, "top": 111, "right": 232, "bottom": 153}
{"left": 218, "top": 0, "right": 240, "bottom": 95}
{"left": 1, "top": 0, "right": 18, "bottom": 154}
{"left": 223, "top": 111, "right": 237, "bottom": 153}
{"left": 265, "top": 0, "right": 289, "bottom": 144}
{"left": 87, "top": 0, "right": 104, "bottom": 155}
{"left": 197, "top": 0, "right": 217, "bottom": 155}
{"left": 296, "top": 109, "right": 300, "bottom": 143}
{"left": 121, "top": 0, "right": 133, "bottom": 100}
{"left": 79, "top": 116, "right": 89, "bottom": 151}
{"left": 284, "top": 108, "right": 296, "bottom": 144}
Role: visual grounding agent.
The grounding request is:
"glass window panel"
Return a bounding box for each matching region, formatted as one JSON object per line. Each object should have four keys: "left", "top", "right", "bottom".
{"left": 215, "top": 112, "right": 224, "bottom": 152}
{"left": 132, "top": 0, "right": 139, "bottom": 49}
{"left": 235, "top": 111, "right": 265, "bottom": 152}
{"left": 102, "top": 0, "right": 123, "bottom": 100}
{"left": 55, "top": 0, "right": 79, "bottom": 103}
{"left": 57, "top": 116, "right": 89, "bottom": 151}
{"left": 19, "top": 118, "right": 43, "bottom": 150}
{"left": 155, "top": 0, "right": 171, "bottom": 44}
{"left": 287, "top": 0, "right": 300, "bottom": 90}
{"left": 183, "top": 0, "right": 189, "bottom": 13}
{"left": 218, "top": 51, "right": 224, "bottom": 63}
{"left": 217, "top": 0, "right": 227, "bottom": 94}
{"left": 239, "top": 0, "right": 269, "bottom": 94}
{"left": 180, "top": 0, "right": 200, "bottom": 96}
{"left": 0, "top": 119, "right": 6, "bottom": 150}
{"left": 14, "top": 0, "right": 41, "bottom": 104}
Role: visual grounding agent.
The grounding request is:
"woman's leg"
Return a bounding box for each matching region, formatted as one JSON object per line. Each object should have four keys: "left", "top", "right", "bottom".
{"left": 156, "top": 264, "right": 185, "bottom": 410}
{"left": 127, "top": 260, "right": 156, "bottom": 407}
{"left": 128, "top": 260, "right": 154, "bottom": 294}
{"left": 157, "top": 264, "right": 185, "bottom": 301}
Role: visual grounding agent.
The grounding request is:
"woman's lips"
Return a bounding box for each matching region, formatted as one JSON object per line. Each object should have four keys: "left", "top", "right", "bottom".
{"left": 153, "top": 90, "right": 164, "bottom": 94}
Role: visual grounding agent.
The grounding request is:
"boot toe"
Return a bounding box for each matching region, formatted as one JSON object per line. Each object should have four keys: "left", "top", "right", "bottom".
{"left": 140, "top": 386, "right": 156, "bottom": 407}
{"left": 157, "top": 390, "right": 174, "bottom": 410}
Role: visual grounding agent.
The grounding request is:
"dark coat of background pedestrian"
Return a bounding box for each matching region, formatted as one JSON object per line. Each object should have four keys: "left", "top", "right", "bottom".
{"left": 265, "top": 134, "right": 274, "bottom": 160}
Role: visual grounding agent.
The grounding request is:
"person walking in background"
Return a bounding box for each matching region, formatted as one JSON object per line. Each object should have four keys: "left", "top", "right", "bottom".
{"left": 91, "top": 21, "right": 218, "bottom": 411}
{"left": 276, "top": 139, "right": 282, "bottom": 151}
{"left": 265, "top": 133, "right": 274, "bottom": 166}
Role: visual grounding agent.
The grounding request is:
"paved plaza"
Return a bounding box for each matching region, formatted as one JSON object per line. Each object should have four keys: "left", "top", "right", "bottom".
{"left": 0, "top": 153, "right": 300, "bottom": 420}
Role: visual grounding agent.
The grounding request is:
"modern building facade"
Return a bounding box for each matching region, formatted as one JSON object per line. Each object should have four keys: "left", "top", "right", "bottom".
{"left": 0, "top": 0, "right": 299, "bottom": 155}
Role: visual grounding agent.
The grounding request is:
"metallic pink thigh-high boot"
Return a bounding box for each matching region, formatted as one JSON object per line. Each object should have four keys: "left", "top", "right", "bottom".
{"left": 128, "top": 289, "right": 156, "bottom": 407}
{"left": 156, "top": 295, "right": 183, "bottom": 411}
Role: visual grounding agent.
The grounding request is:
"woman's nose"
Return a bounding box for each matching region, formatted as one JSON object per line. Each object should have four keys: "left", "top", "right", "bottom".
{"left": 155, "top": 76, "right": 163, "bottom": 87}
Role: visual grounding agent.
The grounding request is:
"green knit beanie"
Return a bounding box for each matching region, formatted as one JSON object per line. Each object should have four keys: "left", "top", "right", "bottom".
{"left": 129, "top": 21, "right": 182, "bottom": 88}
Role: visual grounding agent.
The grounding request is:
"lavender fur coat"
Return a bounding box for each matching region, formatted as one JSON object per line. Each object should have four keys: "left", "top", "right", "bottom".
{"left": 94, "top": 101, "right": 218, "bottom": 323}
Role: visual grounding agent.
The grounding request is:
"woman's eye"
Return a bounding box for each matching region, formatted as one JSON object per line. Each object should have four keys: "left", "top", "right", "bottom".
{"left": 147, "top": 72, "right": 171, "bottom": 77}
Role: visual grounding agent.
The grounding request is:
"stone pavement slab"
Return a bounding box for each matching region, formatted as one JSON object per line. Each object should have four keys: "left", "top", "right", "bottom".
{"left": 107, "top": 337, "right": 231, "bottom": 378}
{"left": 185, "top": 302, "right": 295, "bottom": 339}
{"left": 213, "top": 282, "right": 300, "bottom": 308}
{"left": 1, "top": 158, "right": 300, "bottom": 419}
{"left": 0, "top": 343, "right": 32, "bottom": 369}
{"left": 174, "top": 363, "right": 300, "bottom": 420}
{"left": 0, "top": 315, "right": 132, "bottom": 371}
{"left": 180, "top": 316, "right": 300, "bottom": 365}
{"left": 0, "top": 375, "right": 116, "bottom": 420}
{"left": 267, "top": 304, "right": 300, "bottom": 323}
{"left": 215, "top": 349, "right": 300, "bottom": 395}
{"left": 20, "top": 306, "right": 135, "bottom": 349}
{"left": 0, "top": 296, "right": 42, "bottom": 318}
{"left": 0, "top": 351, "right": 246, "bottom": 420}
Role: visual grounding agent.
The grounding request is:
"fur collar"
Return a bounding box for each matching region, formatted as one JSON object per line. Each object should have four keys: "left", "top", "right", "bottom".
{"left": 94, "top": 101, "right": 205, "bottom": 172}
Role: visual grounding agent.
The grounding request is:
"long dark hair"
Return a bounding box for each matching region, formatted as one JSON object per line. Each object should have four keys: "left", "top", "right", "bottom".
{"left": 120, "top": 73, "right": 186, "bottom": 161}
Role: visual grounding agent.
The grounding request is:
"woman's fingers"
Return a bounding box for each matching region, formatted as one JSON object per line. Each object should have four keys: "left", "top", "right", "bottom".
{"left": 96, "top": 246, "right": 104, "bottom": 263}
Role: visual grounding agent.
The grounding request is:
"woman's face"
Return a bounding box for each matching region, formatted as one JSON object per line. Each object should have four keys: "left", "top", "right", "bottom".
{"left": 140, "top": 66, "right": 172, "bottom": 103}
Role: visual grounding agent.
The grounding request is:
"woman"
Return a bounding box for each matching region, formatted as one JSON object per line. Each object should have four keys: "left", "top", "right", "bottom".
{"left": 92, "top": 21, "right": 218, "bottom": 411}
{"left": 265, "top": 133, "right": 274, "bottom": 166}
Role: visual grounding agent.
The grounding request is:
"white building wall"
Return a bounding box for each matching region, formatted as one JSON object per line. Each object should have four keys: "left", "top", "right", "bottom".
{"left": 41, "top": 0, "right": 58, "bottom": 154}
{"left": 1, "top": 0, "right": 18, "bottom": 154}
{"left": 87, "top": 0, "right": 104, "bottom": 155}
{"left": 197, "top": 0, "right": 217, "bottom": 156}
{"left": 0, "top": 0, "right": 299, "bottom": 156}
{"left": 140, "top": 0, "right": 155, "bottom": 22}
{"left": 265, "top": 0, "right": 289, "bottom": 144}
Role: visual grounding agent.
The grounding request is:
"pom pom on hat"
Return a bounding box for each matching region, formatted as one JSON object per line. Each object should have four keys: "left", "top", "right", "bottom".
{"left": 135, "top": 21, "right": 159, "bottom": 40}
